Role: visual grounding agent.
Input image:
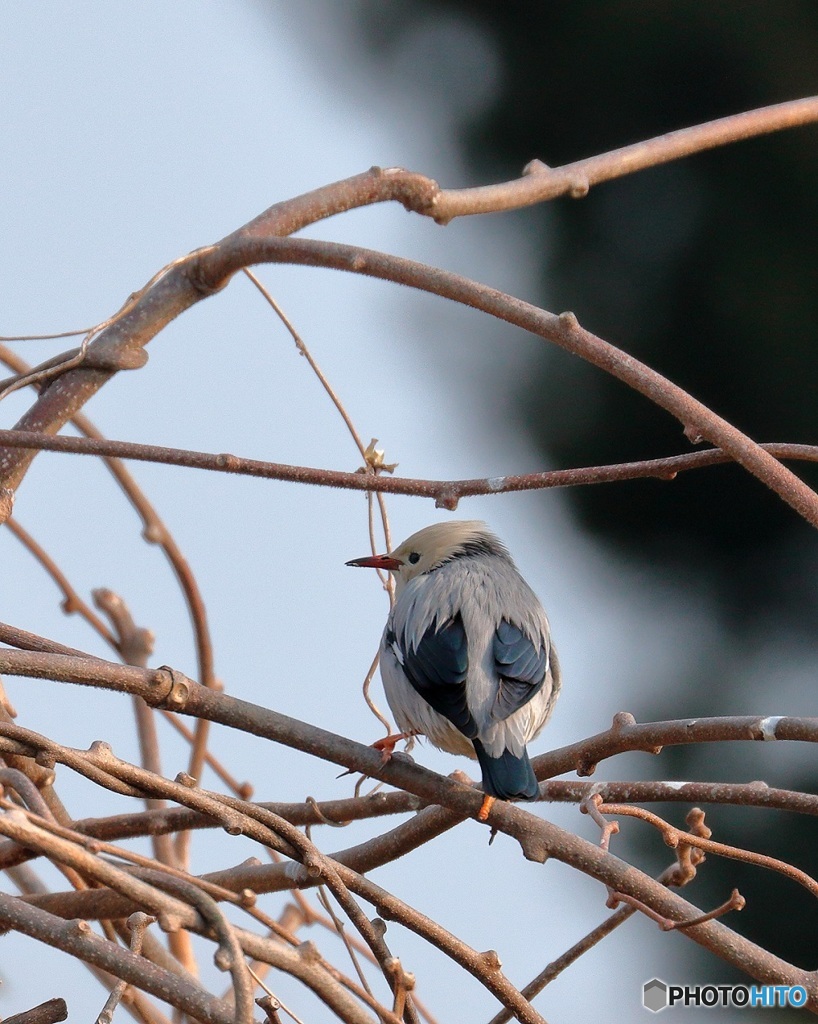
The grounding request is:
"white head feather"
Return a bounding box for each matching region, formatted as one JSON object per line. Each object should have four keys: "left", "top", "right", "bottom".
{"left": 386, "top": 520, "right": 511, "bottom": 594}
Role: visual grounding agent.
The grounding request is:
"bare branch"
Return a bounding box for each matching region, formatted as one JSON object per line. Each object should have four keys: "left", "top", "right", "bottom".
{"left": 5, "top": 428, "right": 818, "bottom": 506}
{"left": 4, "top": 999, "right": 68, "bottom": 1024}
{"left": 538, "top": 779, "right": 818, "bottom": 817}
{"left": 2, "top": 652, "right": 817, "bottom": 1000}
{"left": 0, "top": 894, "right": 236, "bottom": 1024}
{"left": 2, "top": 98, "right": 817, "bottom": 501}
{"left": 598, "top": 801, "right": 818, "bottom": 900}
{"left": 96, "top": 913, "right": 152, "bottom": 1024}
{"left": 430, "top": 96, "right": 818, "bottom": 220}
{"left": 0, "top": 346, "right": 217, "bottom": 697}
{"left": 204, "top": 235, "right": 818, "bottom": 527}
{"left": 534, "top": 711, "right": 818, "bottom": 779}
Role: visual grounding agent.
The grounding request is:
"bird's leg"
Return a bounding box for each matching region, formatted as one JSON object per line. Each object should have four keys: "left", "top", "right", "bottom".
{"left": 477, "top": 795, "right": 496, "bottom": 821}
{"left": 372, "top": 731, "right": 417, "bottom": 762}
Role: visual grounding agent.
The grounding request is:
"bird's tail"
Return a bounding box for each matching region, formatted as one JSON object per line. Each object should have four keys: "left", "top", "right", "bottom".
{"left": 473, "top": 740, "right": 539, "bottom": 801}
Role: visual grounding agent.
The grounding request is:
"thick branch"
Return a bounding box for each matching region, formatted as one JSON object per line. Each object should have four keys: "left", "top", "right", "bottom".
{"left": 533, "top": 711, "right": 818, "bottom": 779}
{"left": 4, "top": 999, "right": 67, "bottom": 1024}
{"left": 2, "top": 649, "right": 818, "bottom": 1000}
{"left": 0, "top": 894, "right": 235, "bottom": 1024}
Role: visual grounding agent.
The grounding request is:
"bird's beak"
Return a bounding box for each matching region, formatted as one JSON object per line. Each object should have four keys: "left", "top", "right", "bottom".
{"left": 345, "top": 553, "right": 403, "bottom": 570}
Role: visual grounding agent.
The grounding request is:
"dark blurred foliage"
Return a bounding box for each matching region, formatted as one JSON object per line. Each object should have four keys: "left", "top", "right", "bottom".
{"left": 355, "top": 0, "right": 818, "bottom": 625}
{"left": 352, "top": 0, "right": 818, "bottom": 976}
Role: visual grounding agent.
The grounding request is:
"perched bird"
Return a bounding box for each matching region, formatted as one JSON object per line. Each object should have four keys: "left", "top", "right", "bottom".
{"left": 346, "top": 521, "right": 560, "bottom": 819}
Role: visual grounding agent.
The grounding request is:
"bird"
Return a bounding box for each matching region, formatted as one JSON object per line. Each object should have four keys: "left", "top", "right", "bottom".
{"left": 346, "top": 520, "right": 560, "bottom": 820}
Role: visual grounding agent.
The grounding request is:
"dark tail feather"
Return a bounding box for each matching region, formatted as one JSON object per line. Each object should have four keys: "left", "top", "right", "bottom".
{"left": 473, "top": 740, "right": 538, "bottom": 801}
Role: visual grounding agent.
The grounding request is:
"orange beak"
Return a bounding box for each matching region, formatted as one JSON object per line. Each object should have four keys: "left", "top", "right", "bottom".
{"left": 345, "top": 553, "right": 403, "bottom": 570}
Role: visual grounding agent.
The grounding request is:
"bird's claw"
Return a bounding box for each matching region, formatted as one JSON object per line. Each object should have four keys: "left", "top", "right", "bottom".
{"left": 372, "top": 731, "right": 415, "bottom": 763}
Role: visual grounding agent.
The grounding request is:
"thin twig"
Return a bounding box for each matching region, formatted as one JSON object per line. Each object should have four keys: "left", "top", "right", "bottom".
{"left": 242, "top": 271, "right": 395, "bottom": 654}
{"left": 0, "top": 345, "right": 219, "bottom": 890}
{"left": 537, "top": 778, "right": 818, "bottom": 817}
{"left": 579, "top": 791, "right": 619, "bottom": 850}
{"left": 4, "top": 518, "right": 117, "bottom": 647}
{"left": 430, "top": 96, "right": 818, "bottom": 220}
{"left": 0, "top": 334, "right": 91, "bottom": 402}
{"left": 599, "top": 801, "right": 818, "bottom": 900}
{"left": 488, "top": 860, "right": 692, "bottom": 1024}
{"left": 217, "top": 234, "right": 818, "bottom": 527}
{"left": 0, "top": 327, "right": 96, "bottom": 341}
{"left": 96, "top": 912, "right": 152, "bottom": 1024}
{"left": 6, "top": 427, "right": 818, "bottom": 504}
{"left": 0, "top": 342, "right": 217, "bottom": 712}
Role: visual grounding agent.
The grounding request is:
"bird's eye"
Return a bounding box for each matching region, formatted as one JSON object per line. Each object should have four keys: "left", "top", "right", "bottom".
{"left": 408, "top": 551, "right": 421, "bottom": 564}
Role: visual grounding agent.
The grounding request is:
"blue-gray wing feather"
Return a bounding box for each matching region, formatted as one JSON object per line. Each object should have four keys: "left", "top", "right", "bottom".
{"left": 492, "top": 619, "right": 547, "bottom": 721}
{"left": 399, "top": 613, "right": 476, "bottom": 737}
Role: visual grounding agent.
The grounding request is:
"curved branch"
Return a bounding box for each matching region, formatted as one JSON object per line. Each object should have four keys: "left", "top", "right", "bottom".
{"left": 597, "top": 802, "right": 818, "bottom": 900}
{"left": 3, "top": 650, "right": 818, "bottom": 820}
{"left": 0, "top": 168, "right": 432, "bottom": 495}
{"left": 2, "top": 98, "right": 817, "bottom": 501}
{"left": 202, "top": 235, "right": 818, "bottom": 528}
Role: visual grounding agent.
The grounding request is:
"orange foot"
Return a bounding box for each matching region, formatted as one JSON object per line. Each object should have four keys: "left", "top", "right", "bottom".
{"left": 477, "top": 795, "right": 496, "bottom": 822}
{"left": 372, "top": 731, "right": 416, "bottom": 763}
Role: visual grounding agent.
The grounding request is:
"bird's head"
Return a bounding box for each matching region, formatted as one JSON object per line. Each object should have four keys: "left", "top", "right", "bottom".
{"left": 346, "top": 520, "right": 508, "bottom": 594}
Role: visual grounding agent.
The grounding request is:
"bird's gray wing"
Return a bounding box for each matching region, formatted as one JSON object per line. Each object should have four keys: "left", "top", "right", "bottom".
{"left": 492, "top": 619, "right": 547, "bottom": 721}
{"left": 397, "top": 613, "right": 476, "bottom": 738}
